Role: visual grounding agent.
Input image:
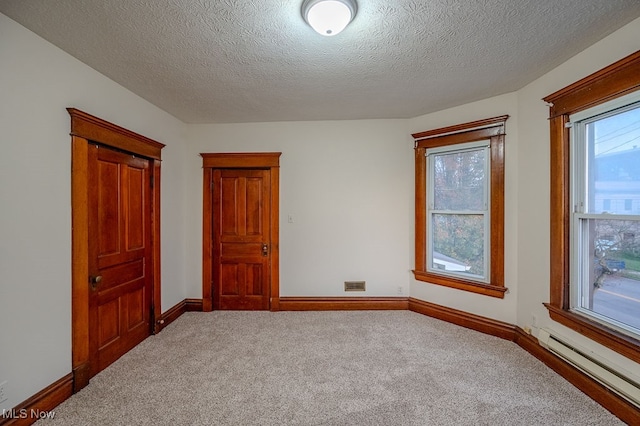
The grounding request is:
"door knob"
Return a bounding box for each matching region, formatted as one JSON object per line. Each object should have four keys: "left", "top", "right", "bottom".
{"left": 89, "top": 275, "right": 102, "bottom": 290}
{"left": 262, "top": 243, "right": 268, "bottom": 257}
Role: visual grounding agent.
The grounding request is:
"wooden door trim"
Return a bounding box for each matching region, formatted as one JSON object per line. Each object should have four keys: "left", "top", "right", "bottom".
{"left": 69, "top": 108, "right": 164, "bottom": 160}
{"left": 201, "top": 152, "right": 281, "bottom": 168}
{"left": 201, "top": 153, "right": 281, "bottom": 312}
{"left": 69, "top": 108, "right": 164, "bottom": 391}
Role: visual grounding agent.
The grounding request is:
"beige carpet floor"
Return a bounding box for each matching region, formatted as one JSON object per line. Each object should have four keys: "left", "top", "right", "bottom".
{"left": 38, "top": 311, "right": 623, "bottom": 425}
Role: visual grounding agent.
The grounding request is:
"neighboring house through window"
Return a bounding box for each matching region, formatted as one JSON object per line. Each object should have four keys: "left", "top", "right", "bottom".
{"left": 544, "top": 50, "right": 640, "bottom": 363}
{"left": 569, "top": 91, "right": 640, "bottom": 339}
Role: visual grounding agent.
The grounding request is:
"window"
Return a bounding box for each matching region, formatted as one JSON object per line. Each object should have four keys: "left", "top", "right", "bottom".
{"left": 413, "top": 116, "right": 508, "bottom": 298}
{"left": 428, "top": 141, "right": 489, "bottom": 282}
{"left": 544, "top": 50, "right": 640, "bottom": 363}
{"left": 570, "top": 94, "right": 640, "bottom": 340}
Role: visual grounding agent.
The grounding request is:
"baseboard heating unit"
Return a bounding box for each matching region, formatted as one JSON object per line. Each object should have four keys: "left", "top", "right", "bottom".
{"left": 537, "top": 329, "right": 640, "bottom": 408}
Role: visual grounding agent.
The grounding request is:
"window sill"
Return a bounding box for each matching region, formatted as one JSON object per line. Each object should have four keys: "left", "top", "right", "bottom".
{"left": 544, "top": 303, "right": 640, "bottom": 364}
{"left": 413, "top": 270, "right": 507, "bottom": 298}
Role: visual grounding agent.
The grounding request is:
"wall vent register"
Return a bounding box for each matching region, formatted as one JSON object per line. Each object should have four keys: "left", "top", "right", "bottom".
{"left": 344, "top": 281, "right": 366, "bottom": 291}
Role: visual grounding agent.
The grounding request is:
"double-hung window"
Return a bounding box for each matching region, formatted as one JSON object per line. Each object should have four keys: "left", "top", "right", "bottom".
{"left": 413, "top": 116, "right": 508, "bottom": 298}
{"left": 427, "top": 141, "right": 490, "bottom": 282}
{"left": 570, "top": 92, "right": 640, "bottom": 340}
{"left": 544, "top": 50, "right": 640, "bottom": 363}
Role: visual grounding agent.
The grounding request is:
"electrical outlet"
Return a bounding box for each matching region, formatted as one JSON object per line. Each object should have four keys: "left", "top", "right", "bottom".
{"left": 397, "top": 286, "right": 404, "bottom": 294}
{"left": 0, "top": 381, "right": 8, "bottom": 404}
{"left": 532, "top": 314, "right": 538, "bottom": 327}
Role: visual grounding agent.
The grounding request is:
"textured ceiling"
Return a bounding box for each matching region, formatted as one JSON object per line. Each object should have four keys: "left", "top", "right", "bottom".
{"left": 2, "top": 0, "right": 640, "bottom": 123}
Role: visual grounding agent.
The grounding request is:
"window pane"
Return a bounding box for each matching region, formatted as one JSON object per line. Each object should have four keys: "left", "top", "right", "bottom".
{"left": 588, "top": 105, "right": 640, "bottom": 214}
{"left": 578, "top": 218, "right": 640, "bottom": 333}
{"left": 431, "top": 214, "right": 484, "bottom": 277}
{"left": 433, "top": 149, "right": 485, "bottom": 211}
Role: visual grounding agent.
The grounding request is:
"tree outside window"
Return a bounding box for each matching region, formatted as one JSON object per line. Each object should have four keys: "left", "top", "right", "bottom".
{"left": 413, "top": 116, "right": 508, "bottom": 298}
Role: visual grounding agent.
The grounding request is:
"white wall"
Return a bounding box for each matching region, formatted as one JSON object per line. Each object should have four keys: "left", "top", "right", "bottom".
{"left": 185, "top": 120, "right": 414, "bottom": 298}
{"left": 516, "top": 17, "right": 640, "bottom": 374}
{"left": 405, "top": 17, "right": 640, "bottom": 375}
{"left": 185, "top": 18, "right": 640, "bottom": 375}
{"left": 0, "top": 13, "right": 187, "bottom": 410}
{"left": 406, "top": 93, "right": 520, "bottom": 324}
{"left": 2, "top": 8, "right": 639, "bottom": 413}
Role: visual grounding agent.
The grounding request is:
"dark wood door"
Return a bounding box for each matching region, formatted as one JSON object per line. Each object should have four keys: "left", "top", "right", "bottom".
{"left": 88, "top": 145, "right": 153, "bottom": 375}
{"left": 212, "top": 169, "right": 271, "bottom": 310}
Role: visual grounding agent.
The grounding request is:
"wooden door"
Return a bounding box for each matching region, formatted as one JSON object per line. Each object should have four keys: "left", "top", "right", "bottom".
{"left": 70, "top": 108, "right": 163, "bottom": 391}
{"left": 88, "top": 145, "right": 153, "bottom": 375}
{"left": 212, "top": 169, "right": 271, "bottom": 310}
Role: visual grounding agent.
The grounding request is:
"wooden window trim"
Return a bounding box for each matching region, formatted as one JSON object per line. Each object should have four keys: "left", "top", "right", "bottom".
{"left": 413, "top": 116, "right": 508, "bottom": 299}
{"left": 543, "top": 50, "right": 640, "bottom": 364}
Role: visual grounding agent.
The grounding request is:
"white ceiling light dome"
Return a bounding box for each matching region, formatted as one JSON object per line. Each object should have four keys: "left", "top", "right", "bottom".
{"left": 302, "top": 0, "right": 357, "bottom": 36}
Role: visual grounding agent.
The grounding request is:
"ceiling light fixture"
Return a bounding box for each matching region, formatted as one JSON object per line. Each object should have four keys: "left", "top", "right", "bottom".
{"left": 301, "top": 0, "right": 357, "bottom": 37}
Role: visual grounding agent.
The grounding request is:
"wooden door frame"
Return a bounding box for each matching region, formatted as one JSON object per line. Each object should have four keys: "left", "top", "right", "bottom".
{"left": 201, "top": 153, "right": 281, "bottom": 312}
{"left": 69, "top": 108, "right": 164, "bottom": 391}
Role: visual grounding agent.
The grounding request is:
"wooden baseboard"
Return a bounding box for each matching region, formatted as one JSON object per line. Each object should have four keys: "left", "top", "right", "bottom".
{"left": 5, "top": 296, "right": 636, "bottom": 424}
{"left": 159, "top": 300, "right": 185, "bottom": 330}
{"left": 514, "top": 327, "right": 640, "bottom": 424}
{"left": 408, "top": 297, "right": 638, "bottom": 422}
{"left": 72, "top": 362, "right": 90, "bottom": 393}
{"left": 185, "top": 298, "right": 203, "bottom": 312}
{"left": 0, "top": 374, "right": 73, "bottom": 426}
{"left": 159, "top": 298, "right": 204, "bottom": 331}
{"left": 279, "top": 297, "right": 409, "bottom": 311}
{"left": 408, "top": 297, "right": 516, "bottom": 340}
